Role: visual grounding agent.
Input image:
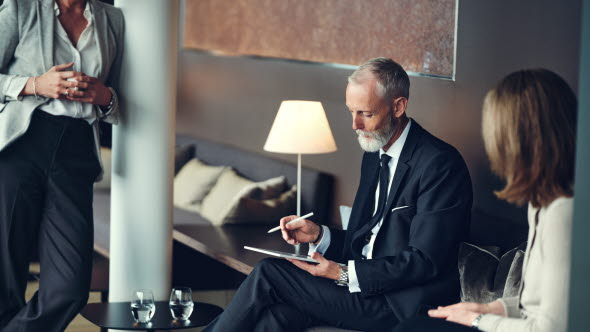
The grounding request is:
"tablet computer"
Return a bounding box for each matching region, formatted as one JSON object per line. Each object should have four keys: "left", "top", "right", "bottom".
{"left": 244, "top": 246, "right": 319, "bottom": 263}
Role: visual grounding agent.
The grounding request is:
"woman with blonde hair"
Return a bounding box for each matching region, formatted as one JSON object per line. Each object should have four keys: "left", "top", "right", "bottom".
{"left": 393, "top": 68, "right": 577, "bottom": 332}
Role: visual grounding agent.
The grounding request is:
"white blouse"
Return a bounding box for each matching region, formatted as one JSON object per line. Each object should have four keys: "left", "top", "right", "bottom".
{"left": 6, "top": 1, "right": 101, "bottom": 124}
{"left": 479, "top": 196, "right": 574, "bottom": 332}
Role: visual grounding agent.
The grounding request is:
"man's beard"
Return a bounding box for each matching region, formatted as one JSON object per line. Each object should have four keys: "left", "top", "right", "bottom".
{"left": 356, "top": 117, "right": 396, "bottom": 152}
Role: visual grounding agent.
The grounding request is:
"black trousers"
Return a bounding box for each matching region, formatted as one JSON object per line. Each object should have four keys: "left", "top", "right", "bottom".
{"left": 392, "top": 316, "right": 475, "bottom": 332}
{"left": 203, "top": 258, "right": 399, "bottom": 332}
{"left": 0, "top": 110, "right": 100, "bottom": 332}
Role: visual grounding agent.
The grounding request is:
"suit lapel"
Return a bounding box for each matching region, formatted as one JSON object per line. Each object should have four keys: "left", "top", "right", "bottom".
{"left": 37, "top": 0, "right": 55, "bottom": 72}
{"left": 351, "top": 120, "right": 424, "bottom": 245}
{"left": 381, "top": 122, "right": 423, "bottom": 217}
{"left": 91, "top": 0, "right": 107, "bottom": 79}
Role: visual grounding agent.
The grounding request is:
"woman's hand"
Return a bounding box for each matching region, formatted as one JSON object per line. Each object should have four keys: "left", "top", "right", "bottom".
{"left": 427, "top": 300, "right": 506, "bottom": 327}
{"left": 26, "top": 62, "right": 86, "bottom": 99}
{"left": 65, "top": 75, "right": 112, "bottom": 106}
{"left": 428, "top": 307, "right": 480, "bottom": 327}
{"left": 436, "top": 301, "right": 506, "bottom": 316}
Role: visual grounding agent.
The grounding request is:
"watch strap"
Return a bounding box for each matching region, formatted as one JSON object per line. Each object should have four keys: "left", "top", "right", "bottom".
{"left": 334, "top": 263, "right": 349, "bottom": 287}
{"left": 471, "top": 313, "right": 484, "bottom": 329}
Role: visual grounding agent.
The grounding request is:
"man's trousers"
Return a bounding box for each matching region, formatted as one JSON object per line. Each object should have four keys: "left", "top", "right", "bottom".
{"left": 203, "top": 258, "right": 399, "bottom": 332}
{"left": 0, "top": 110, "right": 100, "bottom": 331}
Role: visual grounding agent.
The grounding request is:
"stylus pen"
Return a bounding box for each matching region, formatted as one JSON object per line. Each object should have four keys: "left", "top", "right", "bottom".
{"left": 267, "top": 212, "right": 314, "bottom": 233}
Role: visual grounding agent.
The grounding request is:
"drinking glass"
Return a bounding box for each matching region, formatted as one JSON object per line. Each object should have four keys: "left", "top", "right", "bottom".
{"left": 130, "top": 289, "right": 156, "bottom": 323}
{"left": 169, "top": 287, "right": 194, "bottom": 321}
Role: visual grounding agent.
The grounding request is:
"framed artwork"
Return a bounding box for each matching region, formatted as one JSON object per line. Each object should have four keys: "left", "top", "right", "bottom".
{"left": 183, "top": 0, "right": 456, "bottom": 78}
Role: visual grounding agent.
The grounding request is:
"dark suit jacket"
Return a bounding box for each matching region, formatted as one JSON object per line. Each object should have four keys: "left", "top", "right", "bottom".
{"left": 324, "top": 120, "right": 473, "bottom": 320}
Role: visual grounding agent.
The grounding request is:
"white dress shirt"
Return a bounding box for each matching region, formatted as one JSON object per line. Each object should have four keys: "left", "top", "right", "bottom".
{"left": 6, "top": 1, "right": 100, "bottom": 124}
{"left": 310, "top": 119, "right": 412, "bottom": 293}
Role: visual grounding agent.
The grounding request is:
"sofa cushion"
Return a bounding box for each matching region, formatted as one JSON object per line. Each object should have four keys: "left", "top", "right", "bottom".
{"left": 458, "top": 242, "right": 526, "bottom": 303}
{"left": 223, "top": 185, "right": 296, "bottom": 225}
{"left": 201, "top": 171, "right": 294, "bottom": 225}
{"left": 174, "top": 158, "right": 227, "bottom": 212}
{"left": 200, "top": 168, "right": 256, "bottom": 224}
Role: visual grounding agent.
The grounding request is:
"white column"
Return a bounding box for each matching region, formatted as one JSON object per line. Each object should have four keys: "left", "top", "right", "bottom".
{"left": 109, "top": 0, "right": 178, "bottom": 304}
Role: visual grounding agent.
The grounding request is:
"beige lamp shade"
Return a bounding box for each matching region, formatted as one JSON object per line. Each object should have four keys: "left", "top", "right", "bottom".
{"left": 264, "top": 100, "right": 337, "bottom": 154}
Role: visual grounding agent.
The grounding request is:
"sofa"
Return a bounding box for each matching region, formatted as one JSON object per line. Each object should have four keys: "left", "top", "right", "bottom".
{"left": 92, "top": 135, "right": 529, "bottom": 332}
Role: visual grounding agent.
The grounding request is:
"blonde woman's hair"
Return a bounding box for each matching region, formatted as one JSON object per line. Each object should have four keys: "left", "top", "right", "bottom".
{"left": 482, "top": 69, "right": 577, "bottom": 208}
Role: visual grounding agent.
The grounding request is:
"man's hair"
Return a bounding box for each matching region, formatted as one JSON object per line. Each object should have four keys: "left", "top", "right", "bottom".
{"left": 482, "top": 68, "right": 577, "bottom": 208}
{"left": 348, "top": 57, "right": 410, "bottom": 101}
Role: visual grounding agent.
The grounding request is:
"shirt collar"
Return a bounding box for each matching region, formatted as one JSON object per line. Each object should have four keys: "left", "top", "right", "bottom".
{"left": 379, "top": 118, "right": 412, "bottom": 160}
{"left": 54, "top": 1, "right": 92, "bottom": 21}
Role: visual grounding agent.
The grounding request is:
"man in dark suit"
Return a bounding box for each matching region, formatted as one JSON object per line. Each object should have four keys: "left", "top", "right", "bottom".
{"left": 204, "top": 58, "right": 473, "bottom": 332}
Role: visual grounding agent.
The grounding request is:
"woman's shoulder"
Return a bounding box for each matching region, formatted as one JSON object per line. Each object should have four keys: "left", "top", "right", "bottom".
{"left": 539, "top": 196, "right": 574, "bottom": 244}
{"left": 527, "top": 196, "right": 574, "bottom": 235}
{"left": 93, "top": 0, "right": 124, "bottom": 20}
{"left": 543, "top": 196, "right": 574, "bottom": 218}
{"left": 1, "top": 0, "right": 37, "bottom": 14}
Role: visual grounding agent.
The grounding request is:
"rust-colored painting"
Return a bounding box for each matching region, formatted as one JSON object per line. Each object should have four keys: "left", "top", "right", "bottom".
{"left": 184, "top": 0, "right": 456, "bottom": 78}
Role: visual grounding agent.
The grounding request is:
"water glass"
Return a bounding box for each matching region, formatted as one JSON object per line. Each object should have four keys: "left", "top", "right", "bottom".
{"left": 130, "top": 289, "right": 156, "bottom": 323}
{"left": 169, "top": 287, "right": 194, "bottom": 321}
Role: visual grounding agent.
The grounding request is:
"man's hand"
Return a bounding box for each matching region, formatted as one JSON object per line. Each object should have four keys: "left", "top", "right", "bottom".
{"left": 280, "top": 215, "right": 321, "bottom": 245}
{"left": 287, "top": 252, "right": 341, "bottom": 281}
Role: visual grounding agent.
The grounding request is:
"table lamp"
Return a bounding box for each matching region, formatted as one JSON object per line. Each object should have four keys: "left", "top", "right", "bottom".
{"left": 264, "top": 100, "right": 337, "bottom": 217}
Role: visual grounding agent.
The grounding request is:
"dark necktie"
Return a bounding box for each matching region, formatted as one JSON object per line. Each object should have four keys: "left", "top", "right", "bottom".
{"left": 371, "top": 154, "right": 392, "bottom": 222}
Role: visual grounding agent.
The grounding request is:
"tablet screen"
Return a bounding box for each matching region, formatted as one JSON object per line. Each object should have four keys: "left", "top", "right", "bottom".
{"left": 244, "top": 246, "right": 319, "bottom": 263}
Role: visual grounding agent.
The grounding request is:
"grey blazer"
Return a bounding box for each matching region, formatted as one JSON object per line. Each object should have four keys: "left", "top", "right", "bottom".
{"left": 0, "top": 0, "right": 124, "bottom": 161}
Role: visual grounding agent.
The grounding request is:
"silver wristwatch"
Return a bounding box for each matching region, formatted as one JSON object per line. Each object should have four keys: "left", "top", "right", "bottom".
{"left": 334, "top": 263, "right": 349, "bottom": 287}
{"left": 471, "top": 313, "right": 484, "bottom": 329}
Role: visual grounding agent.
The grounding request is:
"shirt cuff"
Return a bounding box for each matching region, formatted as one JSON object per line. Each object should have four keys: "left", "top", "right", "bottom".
{"left": 97, "top": 87, "right": 118, "bottom": 119}
{"left": 5, "top": 76, "right": 29, "bottom": 101}
{"left": 308, "top": 225, "right": 330, "bottom": 255}
{"left": 347, "top": 260, "right": 361, "bottom": 293}
{"left": 477, "top": 314, "right": 504, "bottom": 331}
{"left": 498, "top": 297, "right": 521, "bottom": 318}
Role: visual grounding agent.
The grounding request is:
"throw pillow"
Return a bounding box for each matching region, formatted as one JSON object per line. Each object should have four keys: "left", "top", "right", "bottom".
{"left": 223, "top": 185, "right": 297, "bottom": 225}
{"left": 244, "top": 175, "right": 288, "bottom": 200}
{"left": 458, "top": 241, "right": 527, "bottom": 303}
{"left": 502, "top": 247, "right": 526, "bottom": 297}
{"left": 458, "top": 243, "right": 501, "bottom": 303}
{"left": 173, "top": 158, "right": 227, "bottom": 212}
{"left": 200, "top": 168, "right": 255, "bottom": 224}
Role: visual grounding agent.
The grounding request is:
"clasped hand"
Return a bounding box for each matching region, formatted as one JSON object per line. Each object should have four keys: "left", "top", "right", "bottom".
{"left": 279, "top": 215, "right": 342, "bottom": 281}
{"left": 33, "top": 62, "right": 111, "bottom": 106}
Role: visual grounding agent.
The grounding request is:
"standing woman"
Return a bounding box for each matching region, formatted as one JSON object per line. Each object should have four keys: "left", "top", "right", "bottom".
{"left": 0, "top": 0, "right": 123, "bottom": 330}
{"left": 393, "top": 69, "right": 577, "bottom": 332}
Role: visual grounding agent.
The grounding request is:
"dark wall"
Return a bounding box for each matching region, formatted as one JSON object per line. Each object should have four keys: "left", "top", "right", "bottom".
{"left": 175, "top": 0, "right": 582, "bottom": 227}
